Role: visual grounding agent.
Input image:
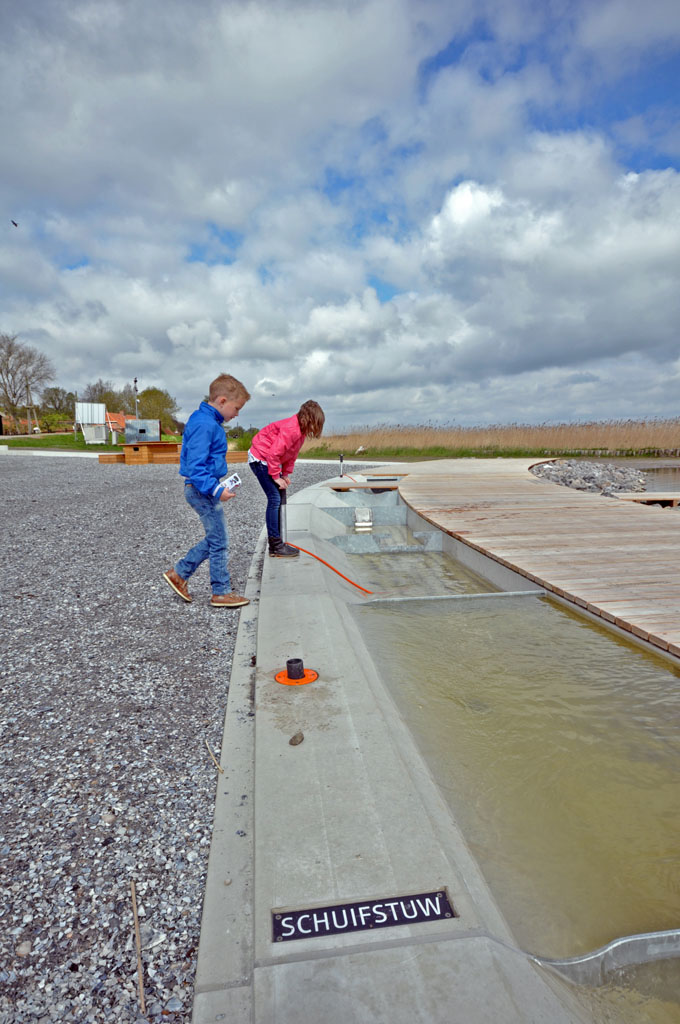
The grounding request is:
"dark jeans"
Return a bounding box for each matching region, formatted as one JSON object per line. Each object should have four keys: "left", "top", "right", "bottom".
{"left": 249, "top": 460, "right": 282, "bottom": 538}
{"left": 175, "top": 483, "right": 231, "bottom": 594}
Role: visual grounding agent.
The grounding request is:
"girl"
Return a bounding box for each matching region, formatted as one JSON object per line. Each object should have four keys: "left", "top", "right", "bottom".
{"left": 249, "top": 400, "right": 325, "bottom": 557}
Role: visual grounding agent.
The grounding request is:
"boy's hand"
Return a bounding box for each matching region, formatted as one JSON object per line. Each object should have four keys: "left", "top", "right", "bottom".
{"left": 275, "top": 477, "right": 289, "bottom": 489}
{"left": 219, "top": 488, "right": 235, "bottom": 502}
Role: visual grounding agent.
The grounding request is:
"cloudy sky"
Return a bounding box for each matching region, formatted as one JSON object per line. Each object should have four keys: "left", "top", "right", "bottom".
{"left": 2, "top": 0, "right": 680, "bottom": 429}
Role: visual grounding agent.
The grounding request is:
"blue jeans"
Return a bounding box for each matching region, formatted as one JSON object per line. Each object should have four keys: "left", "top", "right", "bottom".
{"left": 175, "top": 483, "right": 231, "bottom": 594}
{"left": 249, "top": 460, "right": 282, "bottom": 538}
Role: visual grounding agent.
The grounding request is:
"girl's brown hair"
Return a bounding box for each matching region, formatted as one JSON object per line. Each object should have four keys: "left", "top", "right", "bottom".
{"left": 297, "top": 400, "right": 325, "bottom": 438}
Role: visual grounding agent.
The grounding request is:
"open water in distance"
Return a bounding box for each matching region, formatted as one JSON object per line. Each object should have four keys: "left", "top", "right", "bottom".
{"left": 643, "top": 468, "right": 680, "bottom": 492}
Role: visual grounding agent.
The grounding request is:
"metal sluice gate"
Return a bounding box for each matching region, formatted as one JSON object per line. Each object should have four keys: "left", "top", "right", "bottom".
{"left": 531, "top": 928, "right": 680, "bottom": 986}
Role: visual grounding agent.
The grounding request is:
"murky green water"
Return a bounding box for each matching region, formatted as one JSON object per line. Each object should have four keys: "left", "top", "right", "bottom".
{"left": 352, "top": 594, "right": 680, "bottom": 966}
{"left": 567, "top": 960, "right": 680, "bottom": 1023}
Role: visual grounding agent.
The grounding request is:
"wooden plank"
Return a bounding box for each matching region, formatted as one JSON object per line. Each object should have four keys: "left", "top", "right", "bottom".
{"left": 616, "top": 491, "right": 680, "bottom": 503}
{"left": 124, "top": 449, "right": 152, "bottom": 464}
{"left": 122, "top": 442, "right": 181, "bottom": 454}
{"left": 325, "top": 482, "right": 400, "bottom": 491}
{"left": 122, "top": 443, "right": 179, "bottom": 464}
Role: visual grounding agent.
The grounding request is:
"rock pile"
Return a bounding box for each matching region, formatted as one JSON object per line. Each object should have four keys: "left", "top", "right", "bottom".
{"left": 530, "top": 460, "right": 646, "bottom": 496}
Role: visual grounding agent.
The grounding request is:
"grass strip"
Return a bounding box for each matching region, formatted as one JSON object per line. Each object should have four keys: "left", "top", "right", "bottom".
{"left": 302, "top": 444, "right": 680, "bottom": 461}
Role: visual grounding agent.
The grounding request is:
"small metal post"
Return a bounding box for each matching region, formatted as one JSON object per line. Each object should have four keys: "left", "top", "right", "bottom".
{"left": 279, "top": 486, "right": 287, "bottom": 541}
{"left": 339, "top": 453, "right": 344, "bottom": 477}
{"left": 25, "top": 384, "right": 32, "bottom": 435}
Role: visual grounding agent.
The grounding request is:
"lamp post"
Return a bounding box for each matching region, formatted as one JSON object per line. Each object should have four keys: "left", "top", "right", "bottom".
{"left": 26, "top": 383, "right": 33, "bottom": 435}
{"left": 133, "top": 377, "right": 139, "bottom": 422}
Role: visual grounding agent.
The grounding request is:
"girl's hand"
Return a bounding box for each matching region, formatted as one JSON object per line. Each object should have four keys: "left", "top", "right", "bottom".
{"left": 275, "top": 477, "right": 289, "bottom": 489}
{"left": 283, "top": 475, "right": 292, "bottom": 486}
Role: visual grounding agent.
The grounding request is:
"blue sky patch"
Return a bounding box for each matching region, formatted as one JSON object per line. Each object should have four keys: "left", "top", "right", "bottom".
{"left": 368, "top": 275, "right": 400, "bottom": 303}
{"left": 419, "top": 19, "right": 495, "bottom": 97}
{"left": 186, "top": 224, "right": 244, "bottom": 265}
{"left": 322, "top": 167, "right": 358, "bottom": 200}
{"left": 527, "top": 51, "right": 680, "bottom": 170}
{"left": 258, "top": 263, "right": 275, "bottom": 285}
{"left": 360, "top": 116, "right": 389, "bottom": 147}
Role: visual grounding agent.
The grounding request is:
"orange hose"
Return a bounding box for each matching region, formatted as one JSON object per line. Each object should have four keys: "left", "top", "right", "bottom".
{"left": 286, "top": 543, "right": 374, "bottom": 595}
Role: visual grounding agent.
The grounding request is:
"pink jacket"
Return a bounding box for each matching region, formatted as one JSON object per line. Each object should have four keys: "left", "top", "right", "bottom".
{"left": 250, "top": 414, "right": 305, "bottom": 478}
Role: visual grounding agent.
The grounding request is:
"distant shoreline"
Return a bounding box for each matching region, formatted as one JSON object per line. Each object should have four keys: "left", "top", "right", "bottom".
{"left": 4, "top": 418, "right": 680, "bottom": 462}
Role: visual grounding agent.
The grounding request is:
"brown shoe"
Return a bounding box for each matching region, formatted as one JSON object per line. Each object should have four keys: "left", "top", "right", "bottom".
{"left": 268, "top": 537, "right": 300, "bottom": 557}
{"left": 210, "top": 592, "right": 250, "bottom": 608}
{"left": 163, "top": 568, "right": 192, "bottom": 603}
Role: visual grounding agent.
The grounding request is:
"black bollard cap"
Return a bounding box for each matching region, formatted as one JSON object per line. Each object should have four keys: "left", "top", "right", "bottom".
{"left": 275, "top": 659, "right": 318, "bottom": 686}
{"left": 286, "top": 658, "right": 305, "bottom": 680}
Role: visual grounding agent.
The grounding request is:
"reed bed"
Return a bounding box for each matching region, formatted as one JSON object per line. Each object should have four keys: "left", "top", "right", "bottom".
{"left": 302, "top": 419, "right": 680, "bottom": 459}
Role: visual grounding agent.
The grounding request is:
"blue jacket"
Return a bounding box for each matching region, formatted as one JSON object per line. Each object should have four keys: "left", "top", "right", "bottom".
{"left": 179, "top": 402, "right": 228, "bottom": 498}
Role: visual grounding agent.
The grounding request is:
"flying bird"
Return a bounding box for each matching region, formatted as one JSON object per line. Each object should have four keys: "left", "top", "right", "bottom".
{"left": 11, "top": 220, "right": 18, "bottom": 227}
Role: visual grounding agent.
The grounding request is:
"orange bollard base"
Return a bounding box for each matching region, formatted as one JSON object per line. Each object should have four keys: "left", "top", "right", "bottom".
{"left": 275, "top": 667, "right": 319, "bottom": 686}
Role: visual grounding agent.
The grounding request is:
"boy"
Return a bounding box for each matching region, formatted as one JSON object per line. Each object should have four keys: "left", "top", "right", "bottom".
{"left": 164, "top": 373, "right": 251, "bottom": 608}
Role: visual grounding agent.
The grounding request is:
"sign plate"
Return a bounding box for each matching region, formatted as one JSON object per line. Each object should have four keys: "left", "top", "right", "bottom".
{"left": 272, "top": 889, "right": 455, "bottom": 943}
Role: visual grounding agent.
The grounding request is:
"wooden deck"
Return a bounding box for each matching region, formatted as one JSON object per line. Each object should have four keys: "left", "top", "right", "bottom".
{"left": 397, "top": 459, "right": 680, "bottom": 660}
{"left": 98, "top": 445, "right": 250, "bottom": 465}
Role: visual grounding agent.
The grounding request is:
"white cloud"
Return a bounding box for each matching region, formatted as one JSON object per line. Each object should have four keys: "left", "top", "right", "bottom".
{"left": 577, "top": 0, "right": 680, "bottom": 52}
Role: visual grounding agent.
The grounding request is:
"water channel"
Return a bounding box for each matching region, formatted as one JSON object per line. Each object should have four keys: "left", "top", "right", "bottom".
{"left": 643, "top": 467, "right": 680, "bottom": 492}
{"left": 319, "top": 488, "right": 680, "bottom": 1020}
{"left": 351, "top": 584, "right": 680, "bottom": 958}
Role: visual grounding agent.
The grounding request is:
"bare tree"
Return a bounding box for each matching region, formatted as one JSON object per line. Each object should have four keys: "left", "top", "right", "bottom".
{"left": 81, "top": 378, "right": 140, "bottom": 413}
{"left": 0, "top": 334, "right": 55, "bottom": 432}
{"left": 81, "top": 378, "right": 116, "bottom": 403}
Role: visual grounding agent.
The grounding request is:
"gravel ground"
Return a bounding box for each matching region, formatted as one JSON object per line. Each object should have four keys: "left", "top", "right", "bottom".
{"left": 0, "top": 454, "right": 339, "bottom": 1024}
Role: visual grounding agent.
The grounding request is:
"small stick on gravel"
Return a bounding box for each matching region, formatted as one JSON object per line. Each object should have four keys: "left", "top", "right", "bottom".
{"left": 205, "top": 738, "right": 224, "bottom": 773}
{"left": 130, "top": 880, "right": 146, "bottom": 1015}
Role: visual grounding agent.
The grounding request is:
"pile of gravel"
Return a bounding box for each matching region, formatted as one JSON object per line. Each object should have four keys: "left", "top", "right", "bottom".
{"left": 530, "top": 459, "right": 646, "bottom": 496}
{"left": 0, "top": 455, "right": 345, "bottom": 1024}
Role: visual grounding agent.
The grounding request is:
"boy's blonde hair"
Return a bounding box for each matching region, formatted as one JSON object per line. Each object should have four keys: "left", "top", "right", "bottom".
{"left": 297, "top": 400, "right": 325, "bottom": 438}
{"left": 209, "top": 373, "right": 250, "bottom": 403}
